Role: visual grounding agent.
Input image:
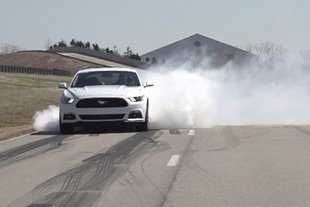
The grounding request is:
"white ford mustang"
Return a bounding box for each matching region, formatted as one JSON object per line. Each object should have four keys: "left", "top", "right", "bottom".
{"left": 58, "top": 68, "right": 153, "bottom": 134}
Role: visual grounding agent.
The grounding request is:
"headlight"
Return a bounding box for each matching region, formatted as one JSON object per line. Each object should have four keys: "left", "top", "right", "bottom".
{"left": 63, "top": 97, "right": 75, "bottom": 104}
{"left": 61, "top": 92, "right": 75, "bottom": 104}
{"left": 128, "top": 95, "right": 144, "bottom": 102}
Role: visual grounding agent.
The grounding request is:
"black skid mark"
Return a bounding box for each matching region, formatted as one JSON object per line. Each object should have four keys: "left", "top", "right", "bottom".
{"left": 8, "top": 131, "right": 163, "bottom": 207}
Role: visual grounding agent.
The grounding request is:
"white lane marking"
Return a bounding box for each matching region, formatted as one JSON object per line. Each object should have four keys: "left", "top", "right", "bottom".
{"left": 187, "top": 129, "right": 195, "bottom": 136}
{"left": 167, "top": 154, "right": 181, "bottom": 166}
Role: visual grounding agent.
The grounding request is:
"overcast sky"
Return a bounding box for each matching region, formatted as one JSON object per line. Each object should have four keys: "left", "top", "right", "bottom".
{"left": 0, "top": 0, "right": 309, "bottom": 54}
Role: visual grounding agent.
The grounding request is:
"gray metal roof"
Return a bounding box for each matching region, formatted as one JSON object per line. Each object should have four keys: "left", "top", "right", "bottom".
{"left": 141, "top": 34, "right": 257, "bottom": 67}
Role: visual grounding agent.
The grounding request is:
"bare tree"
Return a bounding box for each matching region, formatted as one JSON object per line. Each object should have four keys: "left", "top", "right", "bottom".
{"left": 123, "top": 46, "right": 133, "bottom": 57}
{"left": 112, "top": 45, "right": 120, "bottom": 55}
{"left": 0, "top": 43, "right": 20, "bottom": 55}
{"left": 244, "top": 42, "right": 287, "bottom": 65}
{"left": 243, "top": 43, "right": 253, "bottom": 53}
{"left": 44, "top": 38, "right": 52, "bottom": 50}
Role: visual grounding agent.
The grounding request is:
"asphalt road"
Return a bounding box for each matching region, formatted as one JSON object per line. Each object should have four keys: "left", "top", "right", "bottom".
{"left": 1, "top": 126, "right": 310, "bottom": 207}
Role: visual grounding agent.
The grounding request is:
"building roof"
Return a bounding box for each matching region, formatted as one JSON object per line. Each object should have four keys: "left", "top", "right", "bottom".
{"left": 141, "top": 33, "right": 257, "bottom": 67}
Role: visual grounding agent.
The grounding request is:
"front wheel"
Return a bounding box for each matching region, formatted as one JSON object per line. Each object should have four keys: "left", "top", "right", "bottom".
{"left": 136, "top": 103, "right": 149, "bottom": 132}
{"left": 59, "top": 122, "right": 74, "bottom": 134}
{"left": 59, "top": 115, "right": 74, "bottom": 134}
{"left": 136, "top": 121, "right": 148, "bottom": 132}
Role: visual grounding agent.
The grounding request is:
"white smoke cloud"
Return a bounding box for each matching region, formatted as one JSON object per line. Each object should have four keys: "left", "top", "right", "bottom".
{"left": 147, "top": 54, "right": 310, "bottom": 128}
{"left": 33, "top": 54, "right": 310, "bottom": 131}
{"left": 33, "top": 105, "right": 59, "bottom": 132}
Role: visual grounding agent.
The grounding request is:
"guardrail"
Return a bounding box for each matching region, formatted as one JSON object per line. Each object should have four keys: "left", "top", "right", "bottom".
{"left": 0, "top": 65, "right": 71, "bottom": 76}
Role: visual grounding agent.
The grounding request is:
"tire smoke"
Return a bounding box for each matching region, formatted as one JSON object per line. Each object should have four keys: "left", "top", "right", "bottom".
{"left": 33, "top": 105, "right": 59, "bottom": 132}
{"left": 32, "top": 54, "right": 310, "bottom": 131}
{"left": 146, "top": 54, "right": 310, "bottom": 128}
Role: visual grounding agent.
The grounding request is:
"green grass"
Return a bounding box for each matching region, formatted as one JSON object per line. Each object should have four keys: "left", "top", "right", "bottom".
{"left": 0, "top": 73, "right": 72, "bottom": 128}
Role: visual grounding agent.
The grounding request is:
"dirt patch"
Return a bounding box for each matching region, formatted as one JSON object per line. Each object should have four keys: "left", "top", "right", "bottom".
{"left": 0, "top": 125, "right": 33, "bottom": 141}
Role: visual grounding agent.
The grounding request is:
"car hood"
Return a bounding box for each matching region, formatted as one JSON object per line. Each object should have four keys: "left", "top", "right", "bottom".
{"left": 67, "top": 85, "right": 144, "bottom": 98}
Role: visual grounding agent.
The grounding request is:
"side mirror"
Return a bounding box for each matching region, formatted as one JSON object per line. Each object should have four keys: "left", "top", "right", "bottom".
{"left": 144, "top": 82, "right": 154, "bottom": 88}
{"left": 58, "top": 82, "right": 68, "bottom": 89}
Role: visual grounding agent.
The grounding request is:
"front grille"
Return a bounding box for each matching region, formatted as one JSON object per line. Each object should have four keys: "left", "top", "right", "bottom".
{"left": 80, "top": 114, "right": 125, "bottom": 120}
{"left": 76, "top": 98, "right": 128, "bottom": 108}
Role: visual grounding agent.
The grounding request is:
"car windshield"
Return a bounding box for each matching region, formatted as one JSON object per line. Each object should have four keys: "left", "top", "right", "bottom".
{"left": 71, "top": 71, "right": 141, "bottom": 87}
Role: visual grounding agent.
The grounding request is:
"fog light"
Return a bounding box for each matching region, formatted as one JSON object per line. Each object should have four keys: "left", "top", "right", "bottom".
{"left": 63, "top": 113, "right": 76, "bottom": 120}
{"left": 128, "top": 111, "right": 143, "bottom": 119}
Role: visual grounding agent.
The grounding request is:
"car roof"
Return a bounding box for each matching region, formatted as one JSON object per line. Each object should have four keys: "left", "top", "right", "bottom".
{"left": 76, "top": 67, "right": 138, "bottom": 74}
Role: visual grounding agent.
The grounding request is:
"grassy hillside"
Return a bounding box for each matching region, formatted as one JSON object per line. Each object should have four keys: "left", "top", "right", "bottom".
{"left": 0, "top": 51, "right": 100, "bottom": 75}
{"left": 0, "top": 73, "right": 71, "bottom": 128}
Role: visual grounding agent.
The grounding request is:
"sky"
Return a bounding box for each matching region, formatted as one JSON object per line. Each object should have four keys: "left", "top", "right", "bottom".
{"left": 0, "top": 0, "right": 309, "bottom": 54}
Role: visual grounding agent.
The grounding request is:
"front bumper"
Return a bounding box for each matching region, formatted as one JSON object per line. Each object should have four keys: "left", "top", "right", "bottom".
{"left": 60, "top": 99, "right": 147, "bottom": 124}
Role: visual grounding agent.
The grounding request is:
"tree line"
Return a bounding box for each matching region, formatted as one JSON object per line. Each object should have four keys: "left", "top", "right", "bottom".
{"left": 0, "top": 44, "right": 20, "bottom": 55}
{"left": 49, "top": 39, "right": 141, "bottom": 61}
{"left": 1, "top": 40, "right": 309, "bottom": 66}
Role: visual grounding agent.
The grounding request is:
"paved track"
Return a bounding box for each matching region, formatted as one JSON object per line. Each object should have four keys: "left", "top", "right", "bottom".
{"left": 1, "top": 126, "right": 310, "bottom": 206}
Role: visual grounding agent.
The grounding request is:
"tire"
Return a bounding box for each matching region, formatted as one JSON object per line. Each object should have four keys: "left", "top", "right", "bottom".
{"left": 136, "top": 101, "right": 149, "bottom": 132}
{"left": 136, "top": 121, "right": 148, "bottom": 132}
{"left": 59, "top": 114, "right": 74, "bottom": 134}
{"left": 59, "top": 122, "right": 74, "bottom": 134}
